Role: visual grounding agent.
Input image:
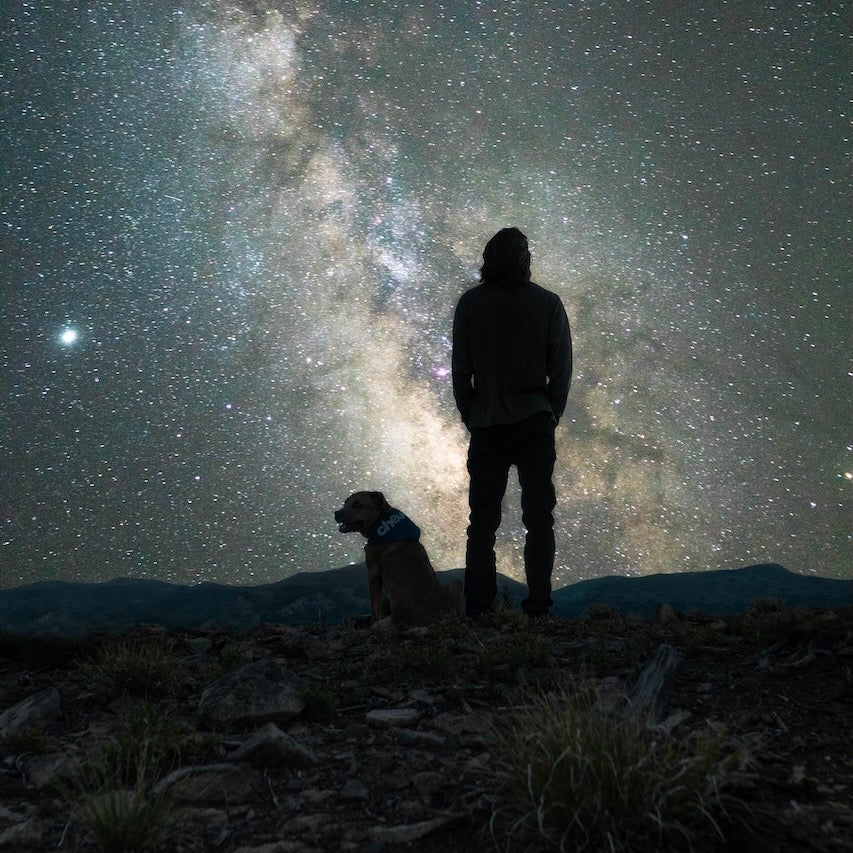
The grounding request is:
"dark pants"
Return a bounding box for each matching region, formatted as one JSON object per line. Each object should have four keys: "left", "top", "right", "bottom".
{"left": 465, "top": 412, "right": 557, "bottom": 617}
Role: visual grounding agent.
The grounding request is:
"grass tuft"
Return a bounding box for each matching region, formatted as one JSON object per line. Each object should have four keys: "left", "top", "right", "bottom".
{"left": 485, "top": 682, "right": 754, "bottom": 852}
{"left": 300, "top": 687, "right": 338, "bottom": 721}
{"left": 75, "top": 639, "right": 179, "bottom": 699}
{"left": 74, "top": 785, "right": 174, "bottom": 852}
{"left": 58, "top": 704, "right": 183, "bottom": 852}
{"left": 214, "top": 641, "right": 251, "bottom": 677}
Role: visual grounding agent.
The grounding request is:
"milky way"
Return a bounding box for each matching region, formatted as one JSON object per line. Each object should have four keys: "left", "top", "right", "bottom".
{"left": 2, "top": 1, "right": 850, "bottom": 588}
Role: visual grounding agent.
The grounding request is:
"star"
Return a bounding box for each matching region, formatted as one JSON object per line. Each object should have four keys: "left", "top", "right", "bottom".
{"left": 58, "top": 328, "right": 79, "bottom": 347}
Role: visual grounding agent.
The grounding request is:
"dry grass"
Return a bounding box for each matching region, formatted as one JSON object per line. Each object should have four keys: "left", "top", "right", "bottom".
{"left": 75, "top": 638, "right": 179, "bottom": 699}
{"left": 58, "top": 706, "right": 182, "bottom": 852}
{"left": 484, "top": 682, "right": 758, "bottom": 852}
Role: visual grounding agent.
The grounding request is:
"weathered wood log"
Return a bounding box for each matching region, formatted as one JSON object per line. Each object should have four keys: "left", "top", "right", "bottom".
{"left": 626, "top": 643, "right": 682, "bottom": 725}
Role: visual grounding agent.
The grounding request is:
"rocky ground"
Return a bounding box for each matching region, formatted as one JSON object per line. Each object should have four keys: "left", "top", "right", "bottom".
{"left": 0, "top": 602, "right": 850, "bottom": 852}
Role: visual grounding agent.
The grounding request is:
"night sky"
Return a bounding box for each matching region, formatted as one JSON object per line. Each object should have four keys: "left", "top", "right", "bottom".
{"left": 2, "top": 1, "right": 850, "bottom": 589}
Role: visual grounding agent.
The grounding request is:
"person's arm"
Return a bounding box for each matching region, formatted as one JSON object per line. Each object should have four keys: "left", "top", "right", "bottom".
{"left": 451, "top": 298, "right": 474, "bottom": 426}
{"left": 547, "top": 297, "right": 572, "bottom": 422}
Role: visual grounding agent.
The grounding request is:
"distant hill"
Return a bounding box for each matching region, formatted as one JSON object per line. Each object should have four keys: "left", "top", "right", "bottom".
{"left": 0, "top": 563, "right": 849, "bottom": 636}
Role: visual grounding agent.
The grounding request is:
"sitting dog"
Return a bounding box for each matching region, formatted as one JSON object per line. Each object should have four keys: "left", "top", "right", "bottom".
{"left": 334, "top": 491, "right": 462, "bottom": 628}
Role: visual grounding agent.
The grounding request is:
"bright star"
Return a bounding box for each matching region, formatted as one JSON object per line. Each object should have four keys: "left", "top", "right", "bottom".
{"left": 59, "top": 327, "right": 79, "bottom": 346}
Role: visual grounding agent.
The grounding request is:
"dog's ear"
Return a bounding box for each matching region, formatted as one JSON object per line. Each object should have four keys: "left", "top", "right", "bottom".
{"left": 369, "top": 491, "right": 390, "bottom": 512}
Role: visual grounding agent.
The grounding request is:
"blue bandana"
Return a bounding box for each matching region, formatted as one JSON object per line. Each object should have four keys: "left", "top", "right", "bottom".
{"left": 366, "top": 507, "right": 421, "bottom": 544}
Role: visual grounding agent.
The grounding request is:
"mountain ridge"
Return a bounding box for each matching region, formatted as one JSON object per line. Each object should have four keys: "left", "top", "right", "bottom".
{"left": 0, "top": 562, "right": 849, "bottom": 636}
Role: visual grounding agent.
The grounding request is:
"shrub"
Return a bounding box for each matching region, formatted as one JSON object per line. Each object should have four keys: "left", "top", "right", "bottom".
{"left": 76, "top": 639, "right": 178, "bottom": 699}
{"left": 102, "top": 704, "right": 184, "bottom": 784}
{"left": 75, "top": 785, "right": 173, "bottom": 852}
{"left": 62, "top": 749, "right": 175, "bottom": 853}
{"left": 484, "top": 683, "right": 753, "bottom": 852}
{"left": 215, "top": 641, "right": 251, "bottom": 677}
{"left": 300, "top": 687, "right": 338, "bottom": 721}
{"left": 58, "top": 706, "right": 182, "bottom": 851}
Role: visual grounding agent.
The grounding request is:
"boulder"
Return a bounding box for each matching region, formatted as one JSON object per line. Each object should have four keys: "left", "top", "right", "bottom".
{"left": 197, "top": 660, "right": 304, "bottom": 728}
{"left": 365, "top": 708, "right": 420, "bottom": 727}
{"left": 0, "top": 688, "right": 61, "bottom": 736}
{"left": 229, "top": 722, "right": 317, "bottom": 769}
{"left": 154, "top": 763, "right": 261, "bottom": 804}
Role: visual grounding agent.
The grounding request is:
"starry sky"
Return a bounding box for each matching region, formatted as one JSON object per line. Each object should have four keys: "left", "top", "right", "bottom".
{"left": 2, "top": 0, "right": 850, "bottom": 589}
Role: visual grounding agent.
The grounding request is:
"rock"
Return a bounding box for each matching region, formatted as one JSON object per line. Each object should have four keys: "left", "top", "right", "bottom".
{"left": 232, "top": 843, "right": 304, "bottom": 853}
{"left": 395, "top": 729, "right": 446, "bottom": 746}
{"left": 0, "top": 805, "right": 31, "bottom": 823}
{"left": 0, "top": 688, "right": 61, "bottom": 735}
{"left": 411, "top": 770, "right": 446, "bottom": 796}
{"left": 281, "top": 813, "right": 334, "bottom": 842}
{"left": 340, "top": 778, "right": 368, "bottom": 799}
{"left": 0, "top": 770, "right": 20, "bottom": 798}
{"left": 368, "top": 814, "right": 462, "bottom": 844}
{"left": 429, "top": 711, "right": 487, "bottom": 736}
{"left": 180, "top": 806, "right": 229, "bottom": 832}
{"left": 19, "top": 752, "right": 70, "bottom": 789}
{"left": 154, "top": 763, "right": 262, "bottom": 804}
{"left": 302, "top": 637, "right": 347, "bottom": 661}
{"left": 186, "top": 637, "right": 213, "bottom": 655}
{"left": 229, "top": 722, "right": 318, "bottom": 769}
{"left": 656, "top": 708, "right": 691, "bottom": 735}
{"left": 197, "top": 660, "right": 304, "bottom": 728}
{"left": 365, "top": 708, "right": 420, "bottom": 727}
{"left": 0, "top": 817, "right": 45, "bottom": 847}
{"left": 655, "top": 603, "right": 679, "bottom": 623}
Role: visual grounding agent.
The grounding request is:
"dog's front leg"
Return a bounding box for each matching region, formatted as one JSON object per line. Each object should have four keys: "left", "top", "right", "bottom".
{"left": 365, "top": 547, "right": 383, "bottom": 623}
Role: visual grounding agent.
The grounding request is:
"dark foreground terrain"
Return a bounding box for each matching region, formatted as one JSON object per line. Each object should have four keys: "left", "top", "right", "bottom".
{"left": 0, "top": 602, "right": 850, "bottom": 852}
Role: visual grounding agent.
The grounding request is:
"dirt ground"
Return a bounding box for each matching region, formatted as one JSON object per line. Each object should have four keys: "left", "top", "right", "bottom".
{"left": 0, "top": 603, "right": 850, "bottom": 852}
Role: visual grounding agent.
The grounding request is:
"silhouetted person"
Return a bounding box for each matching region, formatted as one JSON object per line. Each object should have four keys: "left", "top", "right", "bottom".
{"left": 452, "top": 227, "right": 572, "bottom": 618}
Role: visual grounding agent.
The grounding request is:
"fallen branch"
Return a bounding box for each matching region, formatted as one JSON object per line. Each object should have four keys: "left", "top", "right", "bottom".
{"left": 626, "top": 643, "right": 682, "bottom": 725}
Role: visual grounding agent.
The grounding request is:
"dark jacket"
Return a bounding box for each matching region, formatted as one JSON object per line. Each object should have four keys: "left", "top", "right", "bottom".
{"left": 451, "top": 281, "right": 572, "bottom": 429}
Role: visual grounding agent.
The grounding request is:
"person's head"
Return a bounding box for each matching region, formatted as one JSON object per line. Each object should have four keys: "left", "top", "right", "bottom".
{"left": 480, "top": 227, "right": 531, "bottom": 288}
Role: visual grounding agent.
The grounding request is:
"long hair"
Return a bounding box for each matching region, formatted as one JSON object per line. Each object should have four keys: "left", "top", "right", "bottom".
{"left": 479, "top": 227, "right": 531, "bottom": 288}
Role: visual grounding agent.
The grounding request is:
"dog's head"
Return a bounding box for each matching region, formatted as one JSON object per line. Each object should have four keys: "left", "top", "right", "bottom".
{"left": 334, "top": 491, "right": 390, "bottom": 537}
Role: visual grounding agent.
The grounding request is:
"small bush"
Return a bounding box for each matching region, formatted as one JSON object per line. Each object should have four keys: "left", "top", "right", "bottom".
{"left": 75, "top": 785, "right": 173, "bottom": 852}
{"left": 59, "top": 707, "right": 181, "bottom": 852}
{"left": 485, "top": 683, "right": 753, "bottom": 852}
{"left": 215, "top": 641, "right": 250, "bottom": 676}
{"left": 76, "top": 639, "right": 178, "bottom": 699}
{"left": 103, "top": 704, "right": 184, "bottom": 784}
{"left": 300, "top": 687, "right": 338, "bottom": 721}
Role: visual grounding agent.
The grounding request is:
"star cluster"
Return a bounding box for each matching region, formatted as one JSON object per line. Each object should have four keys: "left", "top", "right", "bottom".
{"left": 1, "top": 0, "right": 850, "bottom": 587}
